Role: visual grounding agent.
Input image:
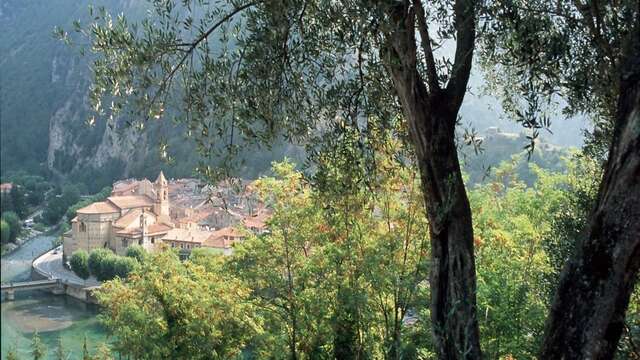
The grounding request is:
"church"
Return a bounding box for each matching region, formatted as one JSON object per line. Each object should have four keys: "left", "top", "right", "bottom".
{"left": 62, "top": 171, "right": 245, "bottom": 261}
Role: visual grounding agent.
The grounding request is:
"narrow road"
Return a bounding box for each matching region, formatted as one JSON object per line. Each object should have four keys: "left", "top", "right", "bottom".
{"left": 33, "top": 246, "right": 100, "bottom": 287}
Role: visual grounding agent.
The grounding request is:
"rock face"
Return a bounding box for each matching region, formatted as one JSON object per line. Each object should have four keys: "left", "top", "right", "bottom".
{"left": 1, "top": 0, "right": 149, "bottom": 182}
{"left": 43, "top": 49, "right": 147, "bottom": 183}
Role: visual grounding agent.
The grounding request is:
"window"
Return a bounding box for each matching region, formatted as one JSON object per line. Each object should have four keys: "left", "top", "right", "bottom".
{"left": 151, "top": 237, "right": 155, "bottom": 244}
{"left": 80, "top": 222, "right": 86, "bottom": 232}
{"left": 122, "top": 238, "right": 128, "bottom": 247}
{"left": 138, "top": 239, "right": 143, "bottom": 245}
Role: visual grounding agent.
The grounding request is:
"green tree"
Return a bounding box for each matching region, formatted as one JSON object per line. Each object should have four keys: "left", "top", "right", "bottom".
{"left": 63, "top": 0, "right": 640, "bottom": 358}
{"left": 0, "top": 219, "right": 10, "bottom": 244}
{"left": 97, "top": 254, "right": 119, "bottom": 281}
{"left": 54, "top": 337, "right": 66, "bottom": 360}
{"left": 228, "top": 153, "right": 431, "bottom": 359}
{"left": 479, "top": 1, "right": 640, "bottom": 357}
{"left": 64, "top": 1, "right": 484, "bottom": 356}
{"left": 5, "top": 343, "right": 19, "bottom": 360}
{"left": 96, "top": 250, "right": 258, "bottom": 359}
{"left": 112, "top": 256, "right": 137, "bottom": 279}
{"left": 43, "top": 184, "right": 82, "bottom": 225}
{"left": 0, "top": 192, "right": 14, "bottom": 214}
{"left": 82, "top": 336, "right": 91, "bottom": 360}
{"left": 125, "top": 245, "right": 146, "bottom": 263}
{"left": 91, "top": 343, "right": 112, "bottom": 360}
{"left": 31, "top": 331, "right": 45, "bottom": 360}
{"left": 88, "top": 248, "right": 114, "bottom": 281}
{"left": 10, "top": 186, "right": 27, "bottom": 219}
{"left": 1, "top": 211, "right": 21, "bottom": 243}
{"left": 71, "top": 250, "right": 91, "bottom": 281}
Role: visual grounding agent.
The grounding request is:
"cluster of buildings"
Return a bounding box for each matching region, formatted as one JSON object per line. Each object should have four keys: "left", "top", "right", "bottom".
{"left": 0, "top": 182, "right": 13, "bottom": 194}
{"left": 62, "top": 172, "right": 270, "bottom": 261}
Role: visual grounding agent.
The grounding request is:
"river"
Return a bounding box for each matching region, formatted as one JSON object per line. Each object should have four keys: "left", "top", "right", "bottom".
{"left": 1, "top": 235, "right": 107, "bottom": 359}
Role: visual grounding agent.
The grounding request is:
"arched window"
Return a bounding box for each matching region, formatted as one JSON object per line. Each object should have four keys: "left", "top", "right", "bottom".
{"left": 80, "top": 222, "right": 87, "bottom": 232}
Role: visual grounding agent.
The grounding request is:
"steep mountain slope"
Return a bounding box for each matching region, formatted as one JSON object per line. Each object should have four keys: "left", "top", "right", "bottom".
{"left": 0, "top": 0, "right": 143, "bottom": 181}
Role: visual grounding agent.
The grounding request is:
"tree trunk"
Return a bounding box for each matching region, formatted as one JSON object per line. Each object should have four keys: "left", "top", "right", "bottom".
{"left": 382, "top": 1, "right": 481, "bottom": 357}
{"left": 385, "top": 34, "right": 482, "bottom": 360}
{"left": 540, "top": 55, "right": 640, "bottom": 359}
{"left": 412, "top": 92, "right": 482, "bottom": 360}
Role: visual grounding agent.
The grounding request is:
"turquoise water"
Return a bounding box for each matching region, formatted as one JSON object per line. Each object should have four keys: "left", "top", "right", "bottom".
{"left": 1, "top": 235, "right": 108, "bottom": 359}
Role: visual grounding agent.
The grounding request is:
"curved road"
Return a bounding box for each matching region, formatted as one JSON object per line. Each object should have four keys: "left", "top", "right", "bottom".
{"left": 33, "top": 246, "right": 100, "bottom": 287}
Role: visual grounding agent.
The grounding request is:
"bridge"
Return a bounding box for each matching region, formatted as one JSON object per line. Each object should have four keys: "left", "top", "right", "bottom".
{"left": 1, "top": 278, "right": 64, "bottom": 300}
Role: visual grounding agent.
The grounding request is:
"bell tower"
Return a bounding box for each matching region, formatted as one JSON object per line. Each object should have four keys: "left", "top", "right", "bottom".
{"left": 154, "top": 171, "right": 170, "bottom": 220}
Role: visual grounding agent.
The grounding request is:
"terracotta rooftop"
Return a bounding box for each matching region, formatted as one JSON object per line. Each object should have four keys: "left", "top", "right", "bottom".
{"left": 146, "top": 223, "right": 173, "bottom": 235}
{"left": 107, "top": 195, "right": 154, "bottom": 210}
{"left": 113, "top": 209, "right": 145, "bottom": 228}
{"left": 242, "top": 211, "right": 271, "bottom": 229}
{"left": 204, "top": 227, "right": 245, "bottom": 249}
{"left": 161, "top": 228, "right": 211, "bottom": 243}
{"left": 115, "top": 228, "right": 142, "bottom": 237}
{"left": 76, "top": 201, "right": 120, "bottom": 214}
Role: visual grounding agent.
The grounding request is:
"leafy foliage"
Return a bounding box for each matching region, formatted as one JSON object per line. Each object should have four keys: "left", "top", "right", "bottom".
{"left": 42, "top": 184, "right": 81, "bottom": 225}
{"left": 125, "top": 244, "right": 147, "bottom": 262}
{"left": 97, "top": 250, "right": 258, "bottom": 359}
{"left": 94, "top": 155, "right": 639, "bottom": 358}
{"left": 71, "top": 249, "right": 91, "bottom": 280}
{"left": 31, "top": 331, "right": 46, "bottom": 360}
{"left": 1, "top": 211, "right": 22, "bottom": 243}
{"left": 0, "top": 220, "right": 11, "bottom": 244}
{"left": 88, "top": 248, "right": 114, "bottom": 280}
{"left": 478, "top": 0, "right": 639, "bottom": 159}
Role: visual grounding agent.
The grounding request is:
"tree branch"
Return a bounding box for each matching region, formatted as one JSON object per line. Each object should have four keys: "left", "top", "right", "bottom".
{"left": 573, "top": 0, "right": 616, "bottom": 65}
{"left": 414, "top": 0, "right": 440, "bottom": 93}
{"left": 445, "top": 0, "right": 476, "bottom": 111}
{"left": 146, "top": 1, "right": 259, "bottom": 120}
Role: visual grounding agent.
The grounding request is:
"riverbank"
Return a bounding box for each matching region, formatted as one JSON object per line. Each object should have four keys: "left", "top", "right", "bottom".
{"left": 31, "top": 247, "right": 102, "bottom": 304}
{"left": 1, "top": 223, "right": 62, "bottom": 256}
{"left": 1, "top": 233, "right": 107, "bottom": 359}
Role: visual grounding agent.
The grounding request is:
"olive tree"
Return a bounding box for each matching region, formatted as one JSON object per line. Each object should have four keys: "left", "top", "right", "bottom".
{"left": 61, "top": 1, "right": 482, "bottom": 357}
{"left": 479, "top": 1, "right": 640, "bottom": 357}
{"left": 58, "top": 0, "right": 640, "bottom": 357}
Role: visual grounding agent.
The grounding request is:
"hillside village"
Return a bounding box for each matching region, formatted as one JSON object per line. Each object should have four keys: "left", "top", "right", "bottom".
{"left": 62, "top": 171, "right": 270, "bottom": 261}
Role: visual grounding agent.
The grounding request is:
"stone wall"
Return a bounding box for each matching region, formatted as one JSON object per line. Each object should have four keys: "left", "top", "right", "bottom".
{"left": 64, "top": 212, "right": 119, "bottom": 259}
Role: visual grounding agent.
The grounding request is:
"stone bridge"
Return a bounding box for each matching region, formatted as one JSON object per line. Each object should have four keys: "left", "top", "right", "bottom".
{"left": 1, "top": 278, "right": 64, "bottom": 300}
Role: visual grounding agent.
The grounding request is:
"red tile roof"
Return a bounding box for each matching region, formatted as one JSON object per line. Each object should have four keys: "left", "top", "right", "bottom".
{"left": 203, "top": 227, "right": 245, "bottom": 249}
{"left": 146, "top": 223, "right": 173, "bottom": 235}
{"left": 113, "top": 209, "right": 144, "bottom": 228}
{"left": 76, "top": 201, "right": 120, "bottom": 214}
{"left": 107, "top": 195, "right": 154, "bottom": 209}
{"left": 0, "top": 183, "right": 13, "bottom": 192}
{"left": 242, "top": 211, "right": 271, "bottom": 230}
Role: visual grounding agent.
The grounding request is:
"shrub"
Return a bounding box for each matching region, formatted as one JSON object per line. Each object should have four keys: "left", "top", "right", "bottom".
{"left": 113, "top": 256, "right": 137, "bottom": 279}
{"left": 1, "top": 211, "right": 21, "bottom": 242}
{"left": 0, "top": 220, "right": 10, "bottom": 244}
{"left": 98, "top": 254, "right": 119, "bottom": 281}
{"left": 70, "top": 250, "right": 90, "bottom": 280}
{"left": 88, "top": 248, "right": 114, "bottom": 280}
{"left": 125, "top": 244, "right": 147, "bottom": 262}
